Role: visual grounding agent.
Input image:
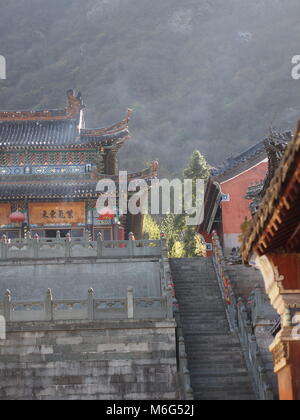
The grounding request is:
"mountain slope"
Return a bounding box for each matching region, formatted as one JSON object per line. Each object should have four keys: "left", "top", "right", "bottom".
{"left": 0, "top": 0, "right": 299, "bottom": 176}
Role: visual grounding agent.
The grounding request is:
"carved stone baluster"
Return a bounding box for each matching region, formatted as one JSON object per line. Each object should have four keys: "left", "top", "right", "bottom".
{"left": 127, "top": 287, "right": 134, "bottom": 319}
{"left": 166, "top": 286, "right": 174, "bottom": 319}
{"left": 160, "top": 231, "right": 168, "bottom": 259}
{"left": 97, "top": 232, "right": 103, "bottom": 258}
{"left": 88, "top": 288, "right": 95, "bottom": 320}
{"left": 33, "top": 233, "right": 39, "bottom": 259}
{"left": 45, "top": 289, "right": 53, "bottom": 321}
{"left": 3, "top": 290, "right": 11, "bottom": 322}
{"left": 1, "top": 235, "right": 8, "bottom": 260}
{"left": 178, "top": 336, "right": 194, "bottom": 400}
{"left": 129, "top": 233, "right": 135, "bottom": 257}
{"left": 85, "top": 229, "right": 91, "bottom": 242}
{"left": 65, "top": 233, "right": 71, "bottom": 258}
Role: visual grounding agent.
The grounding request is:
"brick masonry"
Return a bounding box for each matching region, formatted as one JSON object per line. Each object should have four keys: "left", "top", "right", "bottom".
{"left": 0, "top": 319, "right": 180, "bottom": 400}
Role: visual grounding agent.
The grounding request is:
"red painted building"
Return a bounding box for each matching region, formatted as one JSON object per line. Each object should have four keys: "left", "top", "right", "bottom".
{"left": 220, "top": 160, "right": 268, "bottom": 253}
{"left": 0, "top": 90, "right": 157, "bottom": 240}
{"left": 242, "top": 121, "right": 300, "bottom": 400}
{"left": 199, "top": 133, "right": 291, "bottom": 256}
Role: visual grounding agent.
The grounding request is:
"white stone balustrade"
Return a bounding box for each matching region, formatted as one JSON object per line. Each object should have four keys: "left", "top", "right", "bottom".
{"left": 0, "top": 235, "right": 164, "bottom": 261}
{"left": 0, "top": 287, "right": 174, "bottom": 323}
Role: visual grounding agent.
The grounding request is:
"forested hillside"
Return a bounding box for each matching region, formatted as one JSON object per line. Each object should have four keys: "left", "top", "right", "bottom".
{"left": 0, "top": 0, "right": 300, "bottom": 176}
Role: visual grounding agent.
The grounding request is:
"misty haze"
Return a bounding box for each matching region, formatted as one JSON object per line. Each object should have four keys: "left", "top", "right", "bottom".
{"left": 0, "top": 0, "right": 299, "bottom": 176}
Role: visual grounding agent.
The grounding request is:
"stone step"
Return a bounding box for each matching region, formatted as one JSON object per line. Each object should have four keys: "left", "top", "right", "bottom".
{"left": 194, "top": 391, "right": 256, "bottom": 401}
{"left": 170, "top": 258, "right": 256, "bottom": 401}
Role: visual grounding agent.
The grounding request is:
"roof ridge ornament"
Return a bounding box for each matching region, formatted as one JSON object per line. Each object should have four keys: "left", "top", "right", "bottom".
{"left": 0, "top": 89, "right": 84, "bottom": 122}
{"left": 66, "top": 89, "right": 85, "bottom": 118}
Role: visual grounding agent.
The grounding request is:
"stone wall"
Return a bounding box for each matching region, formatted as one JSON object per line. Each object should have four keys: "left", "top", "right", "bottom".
{"left": 0, "top": 319, "right": 180, "bottom": 400}
{"left": 0, "top": 258, "right": 162, "bottom": 300}
{"left": 226, "top": 264, "right": 265, "bottom": 299}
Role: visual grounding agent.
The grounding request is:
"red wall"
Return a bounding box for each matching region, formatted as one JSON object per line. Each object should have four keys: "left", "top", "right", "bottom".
{"left": 221, "top": 161, "right": 268, "bottom": 235}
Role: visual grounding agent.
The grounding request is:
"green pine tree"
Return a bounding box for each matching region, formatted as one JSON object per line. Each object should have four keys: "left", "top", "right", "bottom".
{"left": 143, "top": 214, "right": 161, "bottom": 240}
{"left": 180, "top": 150, "right": 211, "bottom": 257}
{"left": 142, "top": 151, "right": 210, "bottom": 258}
{"left": 183, "top": 150, "right": 211, "bottom": 182}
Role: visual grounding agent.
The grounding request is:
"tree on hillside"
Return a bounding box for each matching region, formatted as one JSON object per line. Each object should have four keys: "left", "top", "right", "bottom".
{"left": 183, "top": 150, "right": 211, "bottom": 181}
{"left": 142, "top": 150, "right": 211, "bottom": 258}
{"left": 143, "top": 214, "right": 161, "bottom": 240}
{"left": 178, "top": 150, "right": 210, "bottom": 257}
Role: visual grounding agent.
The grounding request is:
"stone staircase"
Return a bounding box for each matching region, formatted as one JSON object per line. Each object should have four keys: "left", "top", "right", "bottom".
{"left": 171, "top": 258, "right": 256, "bottom": 401}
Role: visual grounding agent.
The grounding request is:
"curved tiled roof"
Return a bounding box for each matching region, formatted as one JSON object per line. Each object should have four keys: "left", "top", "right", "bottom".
{"left": 212, "top": 131, "right": 292, "bottom": 178}
{"left": 0, "top": 91, "right": 132, "bottom": 150}
{"left": 0, "top": 119, "right": 130, "bottom": 149}
{"left": 0, "top": 180, "right": 98, "bottom": 200}
{"left": 241, "top": 122, "right": 300, "bottom": 261}
{"left": 0, "top": 165, "right": 157, "bottom": 201}
{"left": 212, "top": 141, "right": 266, "bottom": 177}
{"left": 0, "top": 120, "right": 78, "bottom": 148}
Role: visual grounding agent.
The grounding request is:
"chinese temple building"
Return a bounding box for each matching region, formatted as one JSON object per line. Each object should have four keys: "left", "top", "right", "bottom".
{"left": 241, "top": 121, "right": 300, "bottom": 400}
{"left": 0, "top": 90, "right": 156, "bottom": 240}
{"left": 198, "top": 131, "right": 291, "bottom": 256}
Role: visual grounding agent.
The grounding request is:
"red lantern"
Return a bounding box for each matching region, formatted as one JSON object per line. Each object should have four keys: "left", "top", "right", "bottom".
{"left": 9, "top": 211, "right": 25, "bottom": 224}
{"left": 97, "top": 207, "right": 115, "bottom": 221}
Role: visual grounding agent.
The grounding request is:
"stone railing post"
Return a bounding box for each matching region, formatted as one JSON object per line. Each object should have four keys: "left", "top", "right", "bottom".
{"left": 85, "top": 229, "right": 91, "bottom": 242}
{"left": 1, "top": 235, "right": 8, "bottom": 260}
{"left": 88, "top": 288, "right": 95, "bottom": 320}
{"left": 33, "top": 233, "right": 39, "bottom": 258}
{"left": 65, "top": 233, "right": 72, "bottom": 258}
{"left": 178, "top": 336, "right": 194, "bottom": 400}
{"left": 45, "top": 289, "right": 53, "bottom": 321}
{"left": 129, "top": 233, "right": 135, "bottom": 257}
{"left": 97, "top": 232, "right": 103, "bottom": 258}
{"left": 3, "top": 290, "right": 11, "bottom": 322}
{"left": 254, "top": 287, "right": 264, "bottom": 308}
{"left": 56, "top": 230, "right": 61, "bottom": 239}
{"left": 160, "top": 231, "right": 168, "bottom": 259}
{"left": 127, "top": 287, "right": 134, "bottom": 319}
{"left": 166, "top": 286, "right": 174, "bottom": 319}
{"left": 25, "top": 231, "right": 32, "bottom": 243}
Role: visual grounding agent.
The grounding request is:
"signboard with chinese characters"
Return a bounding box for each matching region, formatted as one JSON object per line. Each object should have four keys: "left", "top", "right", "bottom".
{"left": 0, "top": 204, "right": 11, "bottom": 227}
{"left": 29, "top": 202, "right": 86, "bottom": 226}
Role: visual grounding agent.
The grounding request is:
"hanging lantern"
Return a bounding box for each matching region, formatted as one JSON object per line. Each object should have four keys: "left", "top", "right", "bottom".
{"left": 9, "top": 211, "right": 25, "bottom": 224}
{"left": 97, "top": 207, "right": 115, "bottom": 221}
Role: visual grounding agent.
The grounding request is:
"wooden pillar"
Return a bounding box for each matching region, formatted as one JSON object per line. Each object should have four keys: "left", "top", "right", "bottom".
{"left": 255, "top": 253, "right": 300, "bottom": 400}
{"left": 271, "top": 340, "right": 300, "bottom": 400}
{"left": 127, "top": 213, "right": 144, "bottom": 240}
{"left": 106, "top": 151, "right": 118, "bottom": 175}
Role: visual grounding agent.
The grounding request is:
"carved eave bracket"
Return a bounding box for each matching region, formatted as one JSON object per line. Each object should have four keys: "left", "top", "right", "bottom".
{"left": 255, "top": 254, "right": 300, "bottom": 318}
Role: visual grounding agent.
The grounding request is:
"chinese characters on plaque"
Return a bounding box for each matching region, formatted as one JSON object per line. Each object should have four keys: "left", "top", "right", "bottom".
{"left": 42, "top": 209, "right": 74, "bottom": 220}
{"left": 29, "top": 203, "right": 85, "bottom": 225}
